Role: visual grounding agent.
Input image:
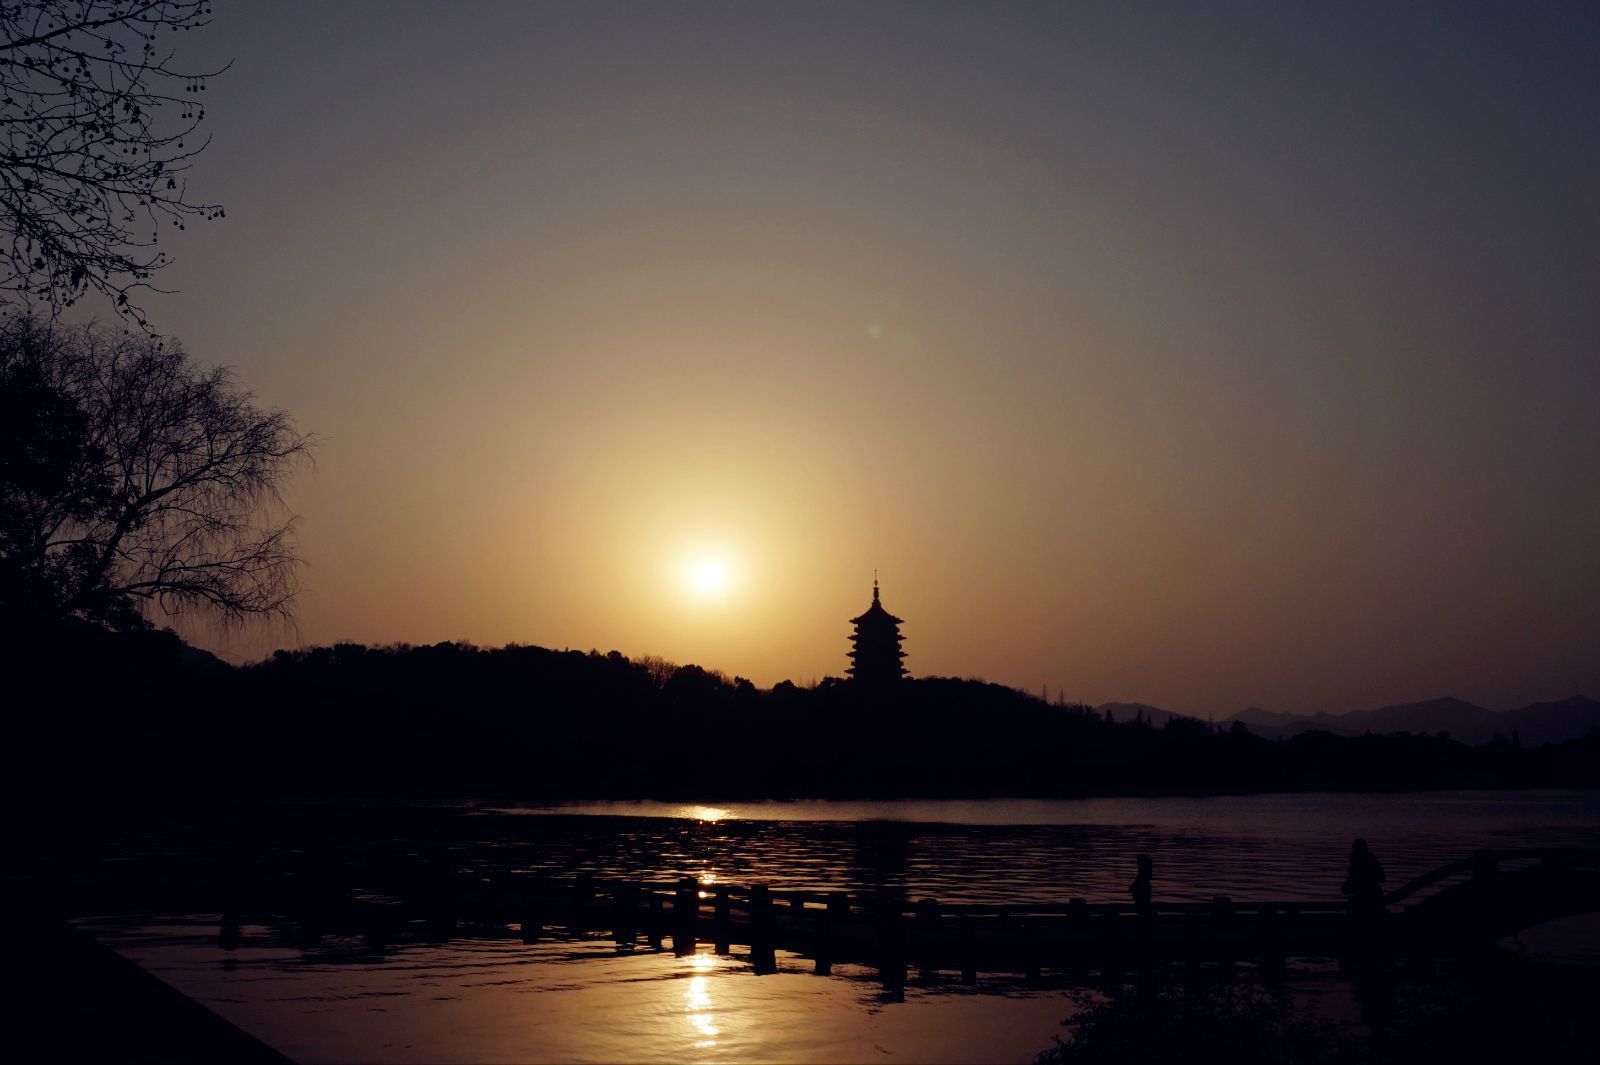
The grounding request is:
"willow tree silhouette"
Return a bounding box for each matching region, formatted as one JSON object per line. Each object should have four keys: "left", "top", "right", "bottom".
{"left": 0, "top": 317, "right": 311, "bottom": 632}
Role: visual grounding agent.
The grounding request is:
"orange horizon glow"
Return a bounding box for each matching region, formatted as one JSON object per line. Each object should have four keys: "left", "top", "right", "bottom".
{"left": 153, "top": 4, "right": 1595, "bottom": 720}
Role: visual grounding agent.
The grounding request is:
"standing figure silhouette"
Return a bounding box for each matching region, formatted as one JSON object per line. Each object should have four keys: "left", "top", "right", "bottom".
{"left": 1130, "top": 854, "right": 1154, "bottom": 915}
{"left": 1341, "top": 839, "right": 1386, "bottom": 918}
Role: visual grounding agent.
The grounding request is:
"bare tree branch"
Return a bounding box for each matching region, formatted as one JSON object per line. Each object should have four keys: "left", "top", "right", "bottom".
{"left": 0, "top": 1, "right": 225, "bottom": 329}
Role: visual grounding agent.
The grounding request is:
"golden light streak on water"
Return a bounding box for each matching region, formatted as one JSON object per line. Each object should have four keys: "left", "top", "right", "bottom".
{"left": 685, "top": 955, "right": 720, "bottom": 1049}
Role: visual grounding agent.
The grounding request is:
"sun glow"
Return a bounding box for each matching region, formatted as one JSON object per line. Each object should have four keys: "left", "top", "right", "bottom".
{"left": 681, "top": 553, "right": 736, "bottom": 603}
{"left": 689, "top": 558, "right": 729, "bottom": 594}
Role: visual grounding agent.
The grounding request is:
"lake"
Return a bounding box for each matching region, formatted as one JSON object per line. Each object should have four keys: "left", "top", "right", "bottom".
{"left": 67, "top": 789, "right": 1600, "bottom": 1063}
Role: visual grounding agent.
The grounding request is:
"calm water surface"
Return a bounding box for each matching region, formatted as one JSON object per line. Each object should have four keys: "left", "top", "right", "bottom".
{"left": 76, "top": 790, "right": 1600, "bottom": 1064}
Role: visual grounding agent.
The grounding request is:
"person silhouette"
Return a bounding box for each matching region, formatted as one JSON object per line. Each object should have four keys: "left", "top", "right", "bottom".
{"left": 1341, "top": 839, "right": 1386, "bottom": 918}
{"left": 1130, "top": 854, "right": 1154, "bottom": 915}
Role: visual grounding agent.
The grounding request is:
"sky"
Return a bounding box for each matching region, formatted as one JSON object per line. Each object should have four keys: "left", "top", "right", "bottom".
{"left": 132, "top": 1, "right": 1598, "bottom": 716}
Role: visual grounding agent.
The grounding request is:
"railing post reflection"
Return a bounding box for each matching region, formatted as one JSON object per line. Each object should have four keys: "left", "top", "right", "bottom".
{"left": 568, "top": 875, "right": 594, "bottom": 936}
{"left": 1258, "top": 904, "right": 1285, "bottom": 986}
{"left": 673, "top": 876, "right": 698, "bottom": 955}
{"left": 876, "top": 894, "right": 905, "bottom": 997}
{"left": 520, "top": 879, "right": 543, "bottom": 944}
{"left": 647, "top": 894, "right": 665, "bottom": 950}
{"left": 827, "top": 892, "right": 850, "bottom": 926}
{"left": 1022, "top": 917, "right": 1041, "bottom": 983}
{"left": 614, "top": 882, "right": 639, "bottom": 948}
{"left": 750, "top": 884, "right": 776, "bottom": 973}
{"left": 1066, "top": 897, "right": 1087, "bottom": 982}
{"left": 916, "top": 897, "right": 940, "bottom": 981}
{"left": 1212, "top": 895, "right": 1236, "bottom": 976}
{"left": 816, "top": 893, "right": 848, "bottom": 976}
{"left": 713, "top": 885, "right": 731, "bottom": 954}
{"left": 959, "top": 914, "right": 977, "bottom": 984}
{"left": 1100, "top": 909, "right": 1125, "bottom": 993}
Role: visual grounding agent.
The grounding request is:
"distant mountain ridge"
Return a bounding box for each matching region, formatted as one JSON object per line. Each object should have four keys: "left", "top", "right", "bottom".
{"left": 1094, "top": 702, "right": 1191, "bottom": 729}
{"left": 1095, "top": 696, "right": 1600, "bottom": 746}
{"left": 1273, "top": 697, "right": 1496, "bottom": 742}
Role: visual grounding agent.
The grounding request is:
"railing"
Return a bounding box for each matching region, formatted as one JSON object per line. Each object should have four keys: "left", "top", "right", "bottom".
{"left": 1381, "top": 847, "right": 1596, "bottom": 906}
{"left": 509, "top": 877, "right": 1350, "bottom": 921}
{"left": 216, "top": 848, "right": 1600, "bottom": 991}
{"left": 517, "top": 845, "right": 1600, "bottom": 923}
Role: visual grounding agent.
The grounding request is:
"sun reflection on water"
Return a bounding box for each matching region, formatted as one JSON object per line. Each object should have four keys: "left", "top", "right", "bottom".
{"left": 684, "top": 953, "right": 720, "bottom": 1049}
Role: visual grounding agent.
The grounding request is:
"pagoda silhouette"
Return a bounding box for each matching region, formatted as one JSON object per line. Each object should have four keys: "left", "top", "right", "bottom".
{"left": 846, "top": 577, "right": 908, "bottom": 683}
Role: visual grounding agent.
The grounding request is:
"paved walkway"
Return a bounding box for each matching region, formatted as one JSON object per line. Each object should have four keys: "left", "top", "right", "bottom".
{"left": 8, "top": 902, "right": 291, "bottom": 1064}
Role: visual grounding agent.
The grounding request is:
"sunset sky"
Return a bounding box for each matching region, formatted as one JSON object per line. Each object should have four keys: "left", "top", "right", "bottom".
{"left": 142, "top": 2, "right": 1597, "bottom": 717}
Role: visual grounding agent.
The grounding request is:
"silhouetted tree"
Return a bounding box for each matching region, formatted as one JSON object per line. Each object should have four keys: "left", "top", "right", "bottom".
{"left": 1, "top": 1, "right": 224, "bottom": 325}
{"left": 0, "top": 317, "right": 309, "bottom": 630}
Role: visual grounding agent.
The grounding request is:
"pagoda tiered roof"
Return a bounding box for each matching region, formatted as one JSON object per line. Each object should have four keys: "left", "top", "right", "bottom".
{"left": 846, "top": 579, "right": 907, "bottom": 681}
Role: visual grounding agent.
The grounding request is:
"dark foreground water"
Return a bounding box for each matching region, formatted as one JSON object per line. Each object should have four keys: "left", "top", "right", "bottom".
{"left": 67, "top": 790, "right": 1600, "bottom": 1063}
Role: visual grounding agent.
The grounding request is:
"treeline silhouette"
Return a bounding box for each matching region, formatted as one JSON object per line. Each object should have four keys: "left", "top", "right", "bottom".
{"left": 8, "top": 622, "right": 1597, "bottom": 802}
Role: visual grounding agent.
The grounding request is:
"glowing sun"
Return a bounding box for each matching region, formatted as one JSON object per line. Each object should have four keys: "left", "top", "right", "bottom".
{"left": 685, "top": 556, "right": 732, "bottom": 599}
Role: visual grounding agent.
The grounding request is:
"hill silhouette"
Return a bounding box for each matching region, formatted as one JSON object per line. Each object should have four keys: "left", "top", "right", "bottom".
{"left": 6, "top": 622, "right": 1596, "bottom": 804}
{"left": 1094, "top": 702, "right": 1193, "bottom": 729}
{"left": 1108, "top": 697, "right": 1600, "bottom": 746}
{"left": 1323, "top": 696, "right": 1496, "bottom": 736}
{"left": 1229, "top": 706, "right": 1306, "bottom": 730}
{"left": 1219, "top": 696, "right": 1600, "bottom": 745}
{"left": 1496, "top": 696, "right": 1600, "bottom": 747}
